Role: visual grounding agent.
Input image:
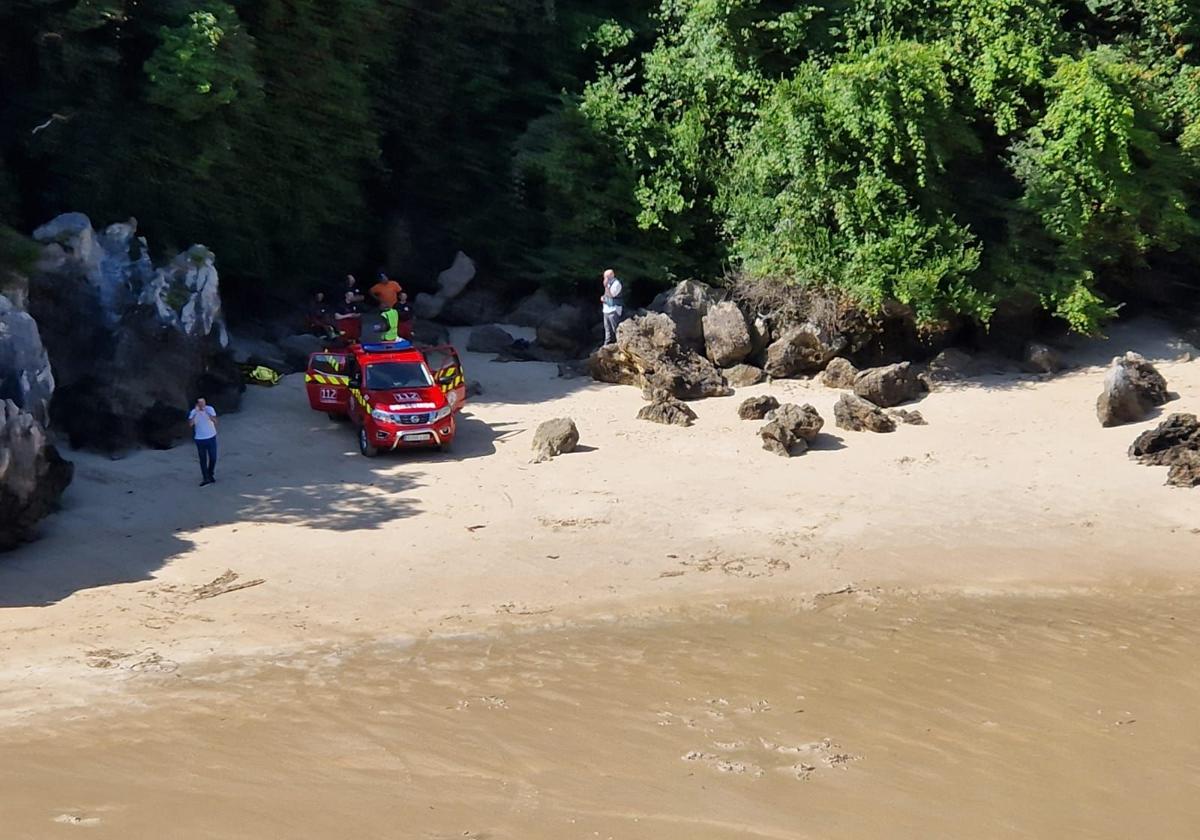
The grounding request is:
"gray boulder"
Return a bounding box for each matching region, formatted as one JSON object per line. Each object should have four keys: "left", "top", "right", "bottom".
{"left": 440, "top": 287, "right": 507, "bottom": 326}
{"left": 1096, "top": 352, "right": 1170, "bottom": 427}
{"left": 0, "top": 400, "right": 73, "bottom": 550}
{"left": 437, "top": 251, "right": 476, "bottom": 299}
{"left": 724, "top": 363, "right": 765, "bottom": 387}
{"left": 536, "top": 303, "right": 591, "bottom": 357}
{"left": 702, "top": 302, "right": 752, "bottom": 367}
{"left": 650, "top": 280, "right": 721, "bottom": 350}
{"left": 412, "top": 319, "right": 451, "bottom": 347}
{"left": 760, "top": 403, "right": 824, "bottom": 457}
{"left": 890, "top": 409, "right": 928, "bottom": 426}
{"left": 923, "top": 349, "right": 978, "bottom": 385}
{"left": 834, "top": 393, "right": 896, "bottom": 433}
{"left": 638, "top": 391, "right": 698, "bottom": 427}
{"left": 413, "top": 292, "right": 445, "bottom": 321}
{"left": 764, "top": 324, "right": 843, "bottom": 378}
{"left": 0, "top": 285, "right": 55, "bottom": 425}
{"left": 738, "top": 395, "right": 779, "bottom": 421}
{"left": 466, "top": 325, "right": 515, "bottom": 355}
{"left": 853, "top": 362, "right": 924, "bottom": 408}
{"left": 821, "top": 357, "right": 858, "bottom": 389}
{"left": 1023, "top": 341, "right": 1066, "bottom": 374}
{"left": 589, "top": 313, "right": 732, "bottom": 401}
{"left": 279, "top": 334, "right": 327, "bottom": 370}
{"left": 505, "top": 290, "right": 559, "bottom": 328}
{"left": 531, "top": 417, "right": 579, "bottom": 463}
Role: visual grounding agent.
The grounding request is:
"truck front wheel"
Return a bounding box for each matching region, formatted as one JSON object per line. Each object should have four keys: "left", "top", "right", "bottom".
{"left": 359, "top": 426, "right": 379, "bottom": 458}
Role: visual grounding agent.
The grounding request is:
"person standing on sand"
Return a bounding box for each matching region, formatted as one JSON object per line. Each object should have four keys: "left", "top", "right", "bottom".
{"left": 188, "top": 397, "right": 218, "bottom": 487}
{"left": 601, "top": 268, "right": 625, "bottom": 346}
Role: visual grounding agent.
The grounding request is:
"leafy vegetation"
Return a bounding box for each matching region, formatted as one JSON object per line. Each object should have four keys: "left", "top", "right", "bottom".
{"left": 2, "top": 0, "right": 1200, "bottom": 332}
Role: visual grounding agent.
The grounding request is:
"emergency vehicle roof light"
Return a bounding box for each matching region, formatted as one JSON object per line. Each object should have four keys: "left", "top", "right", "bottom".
{"left": 361, "top": 340, "right": 414, "bottom": 353}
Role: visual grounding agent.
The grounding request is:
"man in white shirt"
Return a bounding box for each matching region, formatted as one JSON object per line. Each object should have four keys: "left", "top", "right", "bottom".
{"left": 600, "top": 268, "right": 625, "bottom": 346}
{"left": 188, "top": 397, "right": 218, "bottom": 486}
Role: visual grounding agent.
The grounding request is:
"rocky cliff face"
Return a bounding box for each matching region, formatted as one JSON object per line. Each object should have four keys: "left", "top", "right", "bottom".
{"left": 0, "top": 399, "right": 73, "bottom": 550}
{"left": 0, "top": 271, "right": 55, "bottom": 424}
{"left": 27, "top": 214, "right": 242, "bottom": 451}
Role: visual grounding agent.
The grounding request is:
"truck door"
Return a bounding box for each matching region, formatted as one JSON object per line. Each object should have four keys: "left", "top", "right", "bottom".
{"left": 424, "top": 346, "right": 468, "bottom": 411}
{"left": 305, "top": 352, "right": 351, "bottom": 415}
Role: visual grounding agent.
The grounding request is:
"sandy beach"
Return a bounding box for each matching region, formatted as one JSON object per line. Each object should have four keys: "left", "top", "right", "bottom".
{"left": 2, "top": 320, "right": 1200, "bottom": 837}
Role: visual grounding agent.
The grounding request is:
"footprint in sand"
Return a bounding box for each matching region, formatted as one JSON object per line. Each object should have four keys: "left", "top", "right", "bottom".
{"left": 54, "top": 814, "right": 101, "bottom": 827}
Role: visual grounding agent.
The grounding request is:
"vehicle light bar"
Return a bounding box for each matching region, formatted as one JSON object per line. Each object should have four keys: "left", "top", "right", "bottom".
{"left": 361, "top": 340, "right": 414, "bottom": 353}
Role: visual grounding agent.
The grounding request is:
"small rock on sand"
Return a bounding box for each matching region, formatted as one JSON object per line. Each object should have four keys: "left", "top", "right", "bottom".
{"left": 821, "top": 357, "right": 858, "bottom": 389}
{"left": 531, "top": 418, "right": 580, "bottom": 463}
{"left": 738, "top": 395, "right": 779, "bottom": 421}
{"left": 834, "top": 394, "right": 896, "bottom": 433}
{"left": 638, "top": 393, "right": 698, "bottom": 427}
{"left": 1096, "top": 352, "right": 1169, "bottom": 427}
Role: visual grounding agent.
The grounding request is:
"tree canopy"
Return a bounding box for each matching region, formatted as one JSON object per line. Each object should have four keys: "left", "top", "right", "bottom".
{"left": 2, "top": 0, "right": 1199, "bottom": 332}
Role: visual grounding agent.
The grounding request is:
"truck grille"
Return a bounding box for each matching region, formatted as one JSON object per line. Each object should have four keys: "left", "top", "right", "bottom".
{"left": 399, "top": 413, "right": 430, "bottom": 425}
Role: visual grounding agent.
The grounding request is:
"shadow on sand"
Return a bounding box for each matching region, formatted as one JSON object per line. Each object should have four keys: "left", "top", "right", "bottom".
{"left": 0, "top": 398, "right": 522, "bottom": 608}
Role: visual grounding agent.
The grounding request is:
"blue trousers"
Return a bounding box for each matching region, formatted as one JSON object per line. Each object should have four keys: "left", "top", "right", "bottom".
{"left": 195, "top": 437, "right": 218, "bottom": 482}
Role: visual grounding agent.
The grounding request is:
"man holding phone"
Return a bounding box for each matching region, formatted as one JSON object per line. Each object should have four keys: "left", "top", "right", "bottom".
{"left": 188, "top": 397, "right": 219, "bottom": 486}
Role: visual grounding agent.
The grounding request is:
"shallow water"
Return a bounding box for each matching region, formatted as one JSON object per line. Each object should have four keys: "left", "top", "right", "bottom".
{"left": 4, "top": 589, "right": 1200, "bottom": 839}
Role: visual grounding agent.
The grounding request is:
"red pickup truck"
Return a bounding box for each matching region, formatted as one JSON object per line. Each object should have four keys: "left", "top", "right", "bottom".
{"left": 305, "top": 340, "right": 467, "bottom": 456}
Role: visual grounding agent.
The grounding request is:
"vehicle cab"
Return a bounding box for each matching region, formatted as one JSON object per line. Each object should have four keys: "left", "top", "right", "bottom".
{"left": 305, "top": 340, "right": 467, "bottom": 456}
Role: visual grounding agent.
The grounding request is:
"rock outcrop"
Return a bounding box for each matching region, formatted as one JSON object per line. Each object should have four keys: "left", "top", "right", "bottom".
{"left": 853, "top": 362, "right": 925, "bottom": 408}
{"left": 1096, "top": 352, "right": 1169, "bottom": 427}
{"left": 821, "top": 357, "right": 858, "bottom": 389}
{"left": 1023, "top": 342, "right": 1066, "bottom": 374}
{"left": 834, "top": 393, "right": 896, "bottom": 433}
{"left": 440, "top": 287, "right": 506, "bottom": 326}
{"left": 724, "top": 363, "right": 764, "bottom": 387}
{"left": 702, "top": 302, "right": 752, "bottom": 367}
{"left": 650, "top": 280, "right": 721, "bottom": 351}
{"left": 505, "top": 290, "right": 559, "bottom": 328}
{"left": 413, "top": 251, "right": 476, "bottom": 320}
{"left": 638, "top": 391, "right": 698, "bottom": 427}
{"left": 0, "top": 275, "right": 55, "bottom": 424}
{"left": 760, "top": 403, "right": 824, "bottom": 457}
{"left": 763, "top": 324, "right": 843, "bottom": 379}
{"left": 466, "top": 325, "right": 515, "bottom": 355}
{"left": 531, "top": 417, "right": 579, "bottom": 463}
{"left": 28, "top": 214, "right": 242, "bottom": 451}
{"left": 1129, "top": 413, "right": 1200, "bottom": 487}
{"left": 0, "top": 400, "right": 73, "bottom": 550}
{"left": 922, "top": 349, "right": 978, "bottom": 386}
{"left": 589, "top": 313, "right": 732, "bottom": 401}
{"left": 536, "top": 303, "right": 591, "bottom": 358}
{"left": 738, "top": 395, "right": 779, "bottom": 421}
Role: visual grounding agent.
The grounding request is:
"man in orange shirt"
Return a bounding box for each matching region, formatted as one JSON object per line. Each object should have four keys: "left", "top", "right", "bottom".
{"left": 370, "top": 272, "right": 402, "bottom": 309}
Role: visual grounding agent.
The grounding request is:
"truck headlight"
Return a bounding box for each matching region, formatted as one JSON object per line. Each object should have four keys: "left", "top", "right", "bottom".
{"left": 370, "top": 408, "right": 393, "bottom": 423}
{"left": 432, "top": 406, "right": 452, "bottom": 422}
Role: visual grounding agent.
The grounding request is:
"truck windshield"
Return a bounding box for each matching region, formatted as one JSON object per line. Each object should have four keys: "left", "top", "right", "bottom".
{"left": 364, "top": 362, "right": 432, "bottom": 390}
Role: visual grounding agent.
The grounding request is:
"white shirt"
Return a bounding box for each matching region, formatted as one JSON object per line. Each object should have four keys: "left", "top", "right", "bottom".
{"left": 602, "top": 278, "right": 624, "bottom": 315}
{"left": 189, "top": 406, "right": 217, "bottom": 440}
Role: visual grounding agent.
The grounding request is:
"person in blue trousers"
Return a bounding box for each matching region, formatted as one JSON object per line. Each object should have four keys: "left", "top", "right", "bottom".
{"left": 188, "top": 397, "right": 219, "bottom": 486}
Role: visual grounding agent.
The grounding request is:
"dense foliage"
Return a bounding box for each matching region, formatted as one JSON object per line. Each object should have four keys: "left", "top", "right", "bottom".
{"left": 2, "top": 1, "right": 1200, "bottom": 331}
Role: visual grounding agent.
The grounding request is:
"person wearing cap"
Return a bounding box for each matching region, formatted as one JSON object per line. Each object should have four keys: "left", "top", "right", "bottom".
{"left": 370, "top": 272, "right": 402, "bottom": 310}
{"left": 600, "top": 268, "right": 625, "bottom": 346}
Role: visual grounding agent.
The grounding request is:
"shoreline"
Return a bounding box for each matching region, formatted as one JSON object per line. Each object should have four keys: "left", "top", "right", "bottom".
{"left": 0, "top": 319, "right": 1198, "bottom": 724}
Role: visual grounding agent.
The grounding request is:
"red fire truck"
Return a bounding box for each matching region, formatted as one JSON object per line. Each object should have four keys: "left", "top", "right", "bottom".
{"left": 305, "top": 340, "right": 467, "bottom": 456}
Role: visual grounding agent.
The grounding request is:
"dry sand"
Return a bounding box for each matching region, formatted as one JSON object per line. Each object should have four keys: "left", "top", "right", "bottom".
{"left": 2, "top": 318, "right": 1200, "bottom": 837}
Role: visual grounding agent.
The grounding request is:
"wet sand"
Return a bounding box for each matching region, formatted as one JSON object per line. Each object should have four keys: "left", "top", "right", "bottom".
{"left": 5, "top": 588, "right": 1200, "bottom": 839}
